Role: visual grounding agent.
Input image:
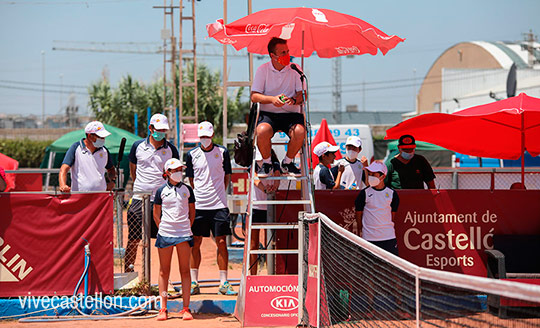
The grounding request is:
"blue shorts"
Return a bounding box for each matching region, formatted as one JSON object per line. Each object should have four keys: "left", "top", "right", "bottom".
{"left": 155, "top": 234, "right": 194, "bottom": 248}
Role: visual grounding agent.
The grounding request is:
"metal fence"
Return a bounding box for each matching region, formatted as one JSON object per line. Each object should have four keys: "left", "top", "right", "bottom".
{"left": 433, "top": 168, "right": 540, "bottom": 190}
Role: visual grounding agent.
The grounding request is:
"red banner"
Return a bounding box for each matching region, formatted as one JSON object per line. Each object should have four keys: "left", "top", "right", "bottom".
{"left": 275, "top": 190, "right": 540, "bottom": 277}
{"left": 0, "top": 193, "right": 114, "bottom": 297}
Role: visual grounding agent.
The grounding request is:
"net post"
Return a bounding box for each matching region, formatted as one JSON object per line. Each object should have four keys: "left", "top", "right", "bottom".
{"left": 297, "top": 211, "right": 305, "bottom": 326}
{"left": 415, "top": 267, "right": 420, "bottom": 328}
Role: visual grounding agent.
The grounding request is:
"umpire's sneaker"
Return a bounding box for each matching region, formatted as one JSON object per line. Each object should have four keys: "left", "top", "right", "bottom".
{"left": 281, "top": 160, "right": 301, "bottom": 176}
{"left": 257, "top": 163, "right": 274, "bottom": 177}
{"left": 190, "top": 281, "right": 200, "bottom": 295}
{"left": 218, "top": 281, "right": 238, "bottom": 296}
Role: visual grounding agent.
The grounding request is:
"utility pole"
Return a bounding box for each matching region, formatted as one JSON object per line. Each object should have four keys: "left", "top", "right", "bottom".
{"left": 522, "top": 29, "right": 538, "bottom": 67}
{"left": 41, "top": 50, "right": 45, "bottom": 126}
{"left": 413, "top": 68, "right": 417, "bottom": 112}
{"left": 59, "top": 73, "right": 63, "bottom": 112}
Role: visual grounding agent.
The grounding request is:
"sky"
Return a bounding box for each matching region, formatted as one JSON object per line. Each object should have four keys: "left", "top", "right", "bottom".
{"left": 1, "top": 0, "right": 539, "bottom": 119}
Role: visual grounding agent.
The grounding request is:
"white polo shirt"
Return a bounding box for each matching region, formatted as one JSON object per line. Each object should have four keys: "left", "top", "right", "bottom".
{"left": 185, "top": 144, "right": 232, "bottom": 210}
{"left": 129, "top": 138, "right": 179, "bottom": 201}
{"left": 252, "top": 61, "right": 303, "bottom": 114}
{"left": 154, "top": 181, "right": 195, "bottom": 238}
{"left": 332, "top": 158, "right": 366, "bottom": 190}
{"left": 62, "top": 139, "right": 113, "bottom": 192}
{"left": 355, "top": 186, "right": 399, "bottom": 241}
{"left": 313, "top": 163, "right": 335, "bottom": 190}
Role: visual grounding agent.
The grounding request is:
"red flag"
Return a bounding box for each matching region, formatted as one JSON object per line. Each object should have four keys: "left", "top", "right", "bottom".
{"left": 311, "top": 119, "right": 342, "bottom": 168}
{"left": 0, "top": 152, "right": 19, "bottom": 191}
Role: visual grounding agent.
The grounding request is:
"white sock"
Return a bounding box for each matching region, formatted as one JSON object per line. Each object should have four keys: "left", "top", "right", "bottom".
{"left": 219, "top": 270, "right": 227, "bottom": 285}
{"left": 190, "top": 269, "right": 199, "bottom": 283}
{"left": 263, "top": 157, "right": 271, "bottom": 164}
{"left": 283, "top": 156, "right": 293, "bottom": 164}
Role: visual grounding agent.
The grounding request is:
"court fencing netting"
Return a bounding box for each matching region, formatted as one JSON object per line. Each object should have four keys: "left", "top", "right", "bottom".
{"left": 299, "top": 213, "right": 540, "bottom": 328}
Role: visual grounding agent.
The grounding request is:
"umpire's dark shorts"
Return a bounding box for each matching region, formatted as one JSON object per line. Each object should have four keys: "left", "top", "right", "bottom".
{"left": 257, "top": 111, "right": 304, "bottom": 135}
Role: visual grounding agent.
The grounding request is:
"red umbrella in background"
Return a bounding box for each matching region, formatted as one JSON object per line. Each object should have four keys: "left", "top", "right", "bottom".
{"left": 385, "top": 93, "right": 540, "bottom": 184}
{"left": 0, "top": 152, "right": 19, "bottom": 191}
{"left": 207, "top": 7, "right": 404, "bottom": 59}
{"left": 311, "top": 119, "right": 342, "bottom": 168}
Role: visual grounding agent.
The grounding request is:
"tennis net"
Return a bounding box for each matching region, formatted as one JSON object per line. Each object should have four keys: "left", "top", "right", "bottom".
{"left": 299, "top": 213, "right": 540, "bottom": 327}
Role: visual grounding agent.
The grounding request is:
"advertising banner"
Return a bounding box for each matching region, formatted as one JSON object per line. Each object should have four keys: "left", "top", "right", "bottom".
{"left": 243, "top": 275, "right": 299, "bottom": 327}
{"left": 275, "top": 190, "right": 540, "bottom": 277}
{"left": 0, "top": 192, "right": 114, "bottom": 297}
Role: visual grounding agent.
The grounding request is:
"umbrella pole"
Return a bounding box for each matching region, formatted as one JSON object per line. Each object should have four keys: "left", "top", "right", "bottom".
{"left": 521, "top": 113, "right": 525, "bottom": 184}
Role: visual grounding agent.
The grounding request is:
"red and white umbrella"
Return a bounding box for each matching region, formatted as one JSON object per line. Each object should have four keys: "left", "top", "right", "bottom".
{"left": 385, "top": 93, "right": 540, "bottom": 183}
{"left": 207, "top": 7, "right": 404, "bottom": 59}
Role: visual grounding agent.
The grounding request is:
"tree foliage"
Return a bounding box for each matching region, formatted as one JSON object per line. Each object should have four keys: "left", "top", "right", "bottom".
{"left": 88, "top": 62, "right": 249, "bottom": 138}
{"left": 0, "top": 138, "right": 53, "bottom": 168}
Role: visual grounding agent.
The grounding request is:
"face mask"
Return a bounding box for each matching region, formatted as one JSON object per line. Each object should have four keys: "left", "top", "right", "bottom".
{"left": 200, "top": 138, "right": 212, "bottom": 148}
{"left": 152, "top": 131, "right": 166, "bottom": 141}
{"left": 93, "top": 137, "right": 105, "bottom": 148}
{"left": 277, "top": 54, "right": 290, "bottom": 66}
{"left": 368, "top": 176, "right": 381, "bottom": 187}
{"left": 346, "top": 150, "right": 359, "bottom": 160}
{"left": 170, "top": 171, "right": 183, "bottom": 183}
{"left": 401, "top": 150, "right": 414, "bottom": 160}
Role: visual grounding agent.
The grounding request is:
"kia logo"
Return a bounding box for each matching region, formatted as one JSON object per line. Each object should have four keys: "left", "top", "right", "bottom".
{"left": 270, "top": 296, "right": 298, "bottom": 311}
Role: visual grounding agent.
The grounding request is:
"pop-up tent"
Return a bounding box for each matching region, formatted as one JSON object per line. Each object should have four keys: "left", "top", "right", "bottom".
{"left": 384, "top": 140, "right": 454, "bottom": 167}
{"left": 40, "top": 124, "right": 141, "bottom": 188}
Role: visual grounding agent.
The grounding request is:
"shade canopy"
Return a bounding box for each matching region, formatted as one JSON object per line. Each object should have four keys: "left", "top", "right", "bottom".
{"left": 207, "top": 7, "right": 404, "bottom": 58}
{"left": 385, "top": 93, "right": 540, "bottom": 160}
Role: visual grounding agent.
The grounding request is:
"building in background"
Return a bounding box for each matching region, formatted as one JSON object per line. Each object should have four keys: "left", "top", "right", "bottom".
{"left": 416, "top": 32, "right": 540, "bottom": 116}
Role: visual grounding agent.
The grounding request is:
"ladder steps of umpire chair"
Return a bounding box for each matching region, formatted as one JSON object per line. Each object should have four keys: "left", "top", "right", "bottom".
{"left": 252, "top": 200, "right": 312, "bottom": 205}
{"left": 251, "top": 223, "right": 299, "bottom": 230}
{"left": 250, "top": 249, "right": 299, "bottom": 255}
{"left": 259, "top": 176, "right": 308, "bottom": 181}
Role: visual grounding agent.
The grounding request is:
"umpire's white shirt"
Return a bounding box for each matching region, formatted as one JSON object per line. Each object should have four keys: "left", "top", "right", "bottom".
{"left": 252, "top": 61, "right": 303, "bottom": 114}
{"left": 185, "top": 144, "right": 232, "bottom": 210}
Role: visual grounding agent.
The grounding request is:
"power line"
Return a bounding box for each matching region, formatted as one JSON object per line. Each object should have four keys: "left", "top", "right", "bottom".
{"left": 310, "top": 69, "right": 507, "bottom": 95}
{"left": 0, "top": 79, "right": 87, "bottom": 89}
{"left": 0, "top": 84, "right": 87, "bottom": 96}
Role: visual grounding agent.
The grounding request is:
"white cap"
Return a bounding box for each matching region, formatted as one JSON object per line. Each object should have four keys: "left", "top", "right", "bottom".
{"left": 313, "top": 141, "right": 340, "bottom": 157}
{"left": 345, "top": 136, "right": 362, "bottom": 148}
{"left": 150, "top": 113, "right": 170, "bottom": 130}
{"left": 85, "top": 121, "right": 111, "bottom": 138}
{"left": 198, "top": 121, "right": 214, "bottom": 137}
{"left": 365, "top": 161, "right": 388, "bottom": 175}
{"left": 164, "top": 158, "right": 185, "bottom": 171}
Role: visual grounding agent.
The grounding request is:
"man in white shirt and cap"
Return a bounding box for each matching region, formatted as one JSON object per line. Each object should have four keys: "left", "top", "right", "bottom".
{"left": 125, "top": 113, "right": 179, "bottom": 272}
{"left": 59, "top": 121, "right": 115, "bottom": 192}
{"left": 185, "top": 121, "right": 236, "bottom": 295}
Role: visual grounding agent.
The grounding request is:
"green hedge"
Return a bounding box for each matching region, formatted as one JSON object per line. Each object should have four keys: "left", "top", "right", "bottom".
{"left": 0, "top": 139, "right": 53, "bottom": 168}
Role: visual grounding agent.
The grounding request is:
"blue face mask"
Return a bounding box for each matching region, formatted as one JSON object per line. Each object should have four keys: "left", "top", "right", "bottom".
{"left": 401, "top": 150, "right": 414, "bottom": 160}
{"left": 152, "top": 131, "right": 166, "bottom": 141}
{"left": 93, "top": 137, "right": 105, "bottom": 148}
